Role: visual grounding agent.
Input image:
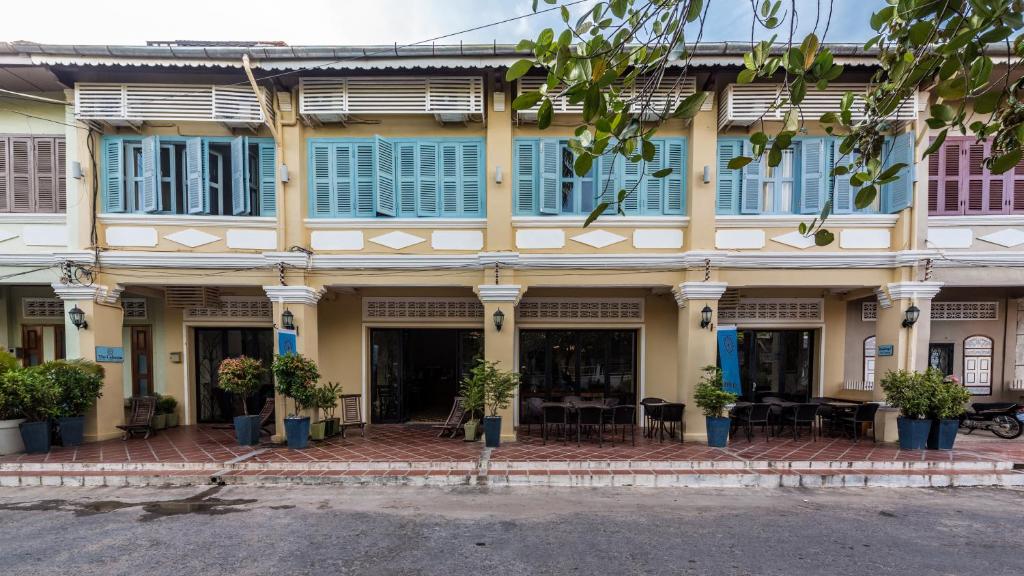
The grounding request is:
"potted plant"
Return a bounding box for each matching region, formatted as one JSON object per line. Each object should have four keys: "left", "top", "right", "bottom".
{"left": 0, "top": 349, "right": 26, "bottom": 455}
{"left": 217, "top": 356, "right": 266, "bottom": 446}
{"left": 4, "top": 367, "right": 60, "bottom": 454}
{"left": 458, "top": 365, "right": 486, "bottom": 442}
{"left": 38, "top": 359, "right": 104, "bottom": 447}
{"left": 927, "top": 372, "right": 971, "bottom": 450}
{"left": 272, "top": 352, "right": 320, "bottom": 450}
{"left": 157, "top": 395, "right": 178, "bottom": 428}
{"left": 470, "top": 358, "right": 518, "bottom": 448}
{"left": 694, "top": 365, "right": 737, "bottom": 448}
{"left": 881, "top": 369, "right": 933, "bottom": 450}
{"left": 318, "top": 382, "right": 342, "bottom": 438}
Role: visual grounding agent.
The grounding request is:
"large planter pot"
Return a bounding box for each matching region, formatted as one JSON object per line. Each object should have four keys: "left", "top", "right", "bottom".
{"left": 927, "top": 419, "right": 960, "bottom": 450}
{"left": 706, "top": 416, "right": 731, "bottom": 448}
{"left": 166, "top": 413, "right": 179, "bottom": 428}
{"left": 151, "top": 414, "right": 167, "bottom": 430}
{"left": 19, "top": 420, "right": 51, "bottom": 454}
{"left": 896, "top": 417, "right": 931, "bottom": 450}
{"left": 324, "top": 418, "right": 340, "bottom": 438}
{"left": 310, "top": 420, "right": 326, "bottom": 441}
{"left": 463, "top": 420, "right": 480, "bottom": 442}
{"left": 58, "top": 416, "right": 86, "bottom": 447}
{"left": 233, "top": 414, "right": 261, "bottom": 446}
{"left": 0, "top": 418, "right": 26, "bottom": 455}
{"left": 284, "top": 417, "right": 310, "bottom": 450}
{"left": 483, "top": 416, "right": 502, "bottom": 448}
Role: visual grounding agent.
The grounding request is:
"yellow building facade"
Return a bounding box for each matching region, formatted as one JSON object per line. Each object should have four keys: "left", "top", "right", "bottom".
{"left": 0, "top": 41, "right": 1021, "bottom": 443}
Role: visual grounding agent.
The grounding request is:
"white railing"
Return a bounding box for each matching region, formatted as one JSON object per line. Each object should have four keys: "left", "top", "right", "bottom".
{"left": 718, "top": 83, "right": 918, "bottom": 128}
{"left": 517, "top": 76, "right": 710, "bottom": 118}
{"left": 1007, "top": 379, "right": 1024, "bottom": 391}
{"left": 299, "top": 76, "right": 485, "bottom": 118}
{"left": 75, "top": 83, "right": 272, "bottom": 125}
{"left": 843, "top": 380, "right": 874, "bottom": 391}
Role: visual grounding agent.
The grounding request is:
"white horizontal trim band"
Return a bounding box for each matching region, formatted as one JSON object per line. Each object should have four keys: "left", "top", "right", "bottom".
{"left": 928, "top": 215, "right": 1024, "bottom": 227}
{"left": 512, "top": 216, "right": 690, "bottom": 229}
{"left": 716, "top": 214, "right": 898, "bottom": 228}
{"left": 304, "top": 218, "right": 487, "bottom": 230}
{"left": 98, "top": 214, "right": 278, "bottom": 229}
{"left": 0, "top": 213, "right": 67, "bottom": 224}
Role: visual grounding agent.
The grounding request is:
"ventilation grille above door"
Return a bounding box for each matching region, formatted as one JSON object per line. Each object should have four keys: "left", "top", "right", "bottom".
{"left": 517, "top": 298, "right": 644, "bottom": 322}
{"left": 717, "top": 298, "right": 823, "bottom": 324}
{"left": 184, "top": 296, "right": 271, "bottom": 321}
{"left": 363, "top": 297, "right": 484, "bottom": 322}
{"left": 22, "top": 298, "right": 63, "bottom": 319}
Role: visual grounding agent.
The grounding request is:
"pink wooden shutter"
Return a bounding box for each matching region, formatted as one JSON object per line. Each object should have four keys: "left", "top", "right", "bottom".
{"left": 963, "top": 139, "right": 1008, "bottom": 214}
{"left": 1011, "top": 153, "right": 1024, "bottom": 213}
{"left": 929, "top": 138, "right": 963, "bottom": 215}
{"left": 33, "top": 137, "right": 56, "bottom": 213}
{"left": 9, "top": 137, "right": 33, "bottom": 212}
{"left": 0, "top": 136, "right": 8, "bottom": 212}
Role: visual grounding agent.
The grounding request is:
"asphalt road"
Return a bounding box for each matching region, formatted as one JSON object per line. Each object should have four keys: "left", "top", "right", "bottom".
{"left": 0, "top": 485, "right": 1022, "bottom": 575}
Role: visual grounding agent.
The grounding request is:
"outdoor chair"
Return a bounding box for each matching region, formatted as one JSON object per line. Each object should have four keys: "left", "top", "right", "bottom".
{"left": 783, "top": 403, "right": 821, "bottom": 441}
{"left": 743, "top": 403, "right": 774, "bottom": 442}
{"left": 116, "top": 396, "right": 156, "bottom": 440}
{"left": 339, "top": 394, "right": 366, "bottom": 438}
{"left": 655, "top": 402, "right": 685, "bottom": 443}
{"left": 576, "top": 405, "right": 604, "bottom": 447}
{"left": 838, "top": 402, "right": 879, "bottom": 443}
{"left": 730, "top": 404, "right": 751, "bottom": 439}
{"left": 436, "top": 396, "right": 467, "bottom": 438}
{"left": 258, "top": 397, "right": 275, "bottom": 436}
{"left": 608, "top": 404, "right": 636, "bottom": 446}
{"left": 522, "top": 397, "right": 545, "bottom": 436}
{"left": 542, "top": 403, "right": 569, "bottom": 445}
{"left": 640, "top": 397, "right": 665, "bottom": 437}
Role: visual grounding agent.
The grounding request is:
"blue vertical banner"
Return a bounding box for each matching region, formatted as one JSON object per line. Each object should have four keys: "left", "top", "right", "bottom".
{"left": 277, "top": 329, "right": 297, "bottom": 355}
{"left": 717, "top": 326, "right": 742, "bottom": 396}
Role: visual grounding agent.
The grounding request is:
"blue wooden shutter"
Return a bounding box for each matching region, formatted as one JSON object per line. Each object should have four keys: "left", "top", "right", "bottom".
{"left": 334, "top": 143, "right": 353, "bottom": 216}
{"left": 598, "top": 152, "right": 619, "bottom": 214}
{"left": 418, "top": 141, "right": 438, "bottom": 216}
{"left": 440, "top": 142, "right": 460, "bottom": 215}
{"left": 622, "top": 153, "right": 641, "bottom": 214}
{"left": 884, "top": 132, "right": 915, "bottom": 213}
{"left": 396, "top": 142, "right": 417, "bottom": 215}
{"left": 740, "top": 141, "right": 763, "bottom": 214}
{"left": 258, "top": 142, "right": 276, "bottom": 216}
{"left": 354, "top": 142, "right": 375, "bottom": 216}
{"left": 374, "top": 136, "right": 396, "bottom": 216}
{"left": 664, "top": 139, "right": 685, "bottom": 215}
{"left": 716, "top": 139, "right": 741, "bottom": 214}
{"left": 799, "top": 138, "right": 825, "bottom": 214}
{"left": 185, "top": 137, "right": 207, "bottom": 214}
{"left": 643, "top": 140, "right": 664, "bottom": 214}
{"left": 831, "top": 138, "right": 854, "bottom": 213}
{"left": 230, "top": 136, "right": 249, "bottom": 215}
{"left": 310, "top": 142, "right": 334, "bottom": 217}
{"left": 461, "top": 142, "right": 482, "bottom": 216}
{"left": 514, "top": 140, "right": 537, "bottom": 214}
{"left": 141, "top": 135, "right": 160, "bottom": 212}
{"left": 539, "top": 139, "right": 560, "bottom": 214}
{"left": 103, "top": 139, "right": 125, "bottom": 213}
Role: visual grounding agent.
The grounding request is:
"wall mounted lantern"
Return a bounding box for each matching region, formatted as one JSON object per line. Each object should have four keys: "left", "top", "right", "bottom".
{"left": 68, "top": 305, "right": 88, "bottom": 330}
{"left": 700, "top": 305, "right": 713, "bottom": 330}
{"left": 281, "top": 308, "right": 296, "bottom": 331}
{"left": 902, "top": 305, "right": 920, "bottom": 329}
{"left": 493, "top": 308, "right": 505, "bottom": 332}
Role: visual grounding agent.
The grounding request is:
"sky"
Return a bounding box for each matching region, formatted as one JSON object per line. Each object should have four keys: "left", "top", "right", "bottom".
{"left": 0, "top": 0, "right": 885, "bottom": 46}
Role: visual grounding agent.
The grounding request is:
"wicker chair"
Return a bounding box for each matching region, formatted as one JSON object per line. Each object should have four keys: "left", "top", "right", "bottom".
{"left": 257, "top": 397, "right": 276, "bottom": 436}
{"left": 542, "top": 403, "right": 569, "bottom": 445}
{"left": 116, "top": 396, "right": 157, "bottom": 440}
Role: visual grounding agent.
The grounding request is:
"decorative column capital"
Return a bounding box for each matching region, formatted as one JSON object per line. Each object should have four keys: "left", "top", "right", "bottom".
{"left": 51, "top": 283, "right": 124, "bottom": 305}
{"left": 475, "top": 284, "right": 523, "bottom": 305}
{"left": 885, "top": 281, "right": 943, "bottom": 301}
{"left": 263, "top": 285, "right": 326, "bottom": 306}
{"left": 672, "top": 281, "right": 728, "bottom": 308}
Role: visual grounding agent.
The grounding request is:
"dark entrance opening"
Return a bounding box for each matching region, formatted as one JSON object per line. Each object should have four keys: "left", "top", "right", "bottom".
{"left": 194, "top": 327, "right": 274, "bottom": 423}
{"left": 735, "top": 329, "right": 815, "bottom": 402}
{"left": 370, "top": 328, "right": 482, "bottom": 424}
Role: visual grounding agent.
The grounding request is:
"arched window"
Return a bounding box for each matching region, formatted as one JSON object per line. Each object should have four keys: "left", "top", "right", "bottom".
{"left": 863, "top": 336, "right": 876, "bottom": 388}
{"left": 963, "top": 336, "right": 994, "bottom": 396}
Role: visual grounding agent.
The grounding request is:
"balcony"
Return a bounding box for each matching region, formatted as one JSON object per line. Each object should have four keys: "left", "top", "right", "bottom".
{"left": 75, "top": 83, "right": 272, "bottom": 129}
{"left": 298, "top": 76, "right": 485, "bottom": 124}
{"left": 718, "top": 83, "right": 918, "bottom": 129}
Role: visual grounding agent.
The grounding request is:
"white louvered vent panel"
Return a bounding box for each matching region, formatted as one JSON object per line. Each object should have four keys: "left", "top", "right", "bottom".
{"left": 427, "top": 77, "right": 484, "bottom": 113}
{"left": 300, "top": 76, "right": 483, "bottom": 117}
{"left": 517, "top": 76, "right": 708, "bottom": 117}
{"left": 719, "top": 83, "right": 917, "bottom": 128}
{"left": 76, "top": 83, "right": 267, "bottom": 124}
{"left": 299, "top": 78, "right": 348, "bottom": 114}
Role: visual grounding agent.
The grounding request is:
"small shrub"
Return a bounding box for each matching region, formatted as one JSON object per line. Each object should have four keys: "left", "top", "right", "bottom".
{"left": 314, "top": 382, "right": 342, "bottom": 421}
{"left": 37, "top": 359, "right": 105, "bottom": 418}
{"left": 272, "top": 353, "right": 320, "bottom": 416}
{"left": 217, "top": 356, "right": 266, "bottom": 416}
{"left": 458, "top": 362, "right": 487, "bottom": 423}
{"left": 694, "top": 365, "right": 737, "bottom": 418}
{"left": 1, "top": 367, "right": 60, "bottom": 422}
{"left": 157, "top": 395, "right": 178, "bottom": 416}
{"left": 930, "top": 373, "right": 971, "bottom": 420}
{"left": 881, "top": 369, "right": 933, "bottom": 419}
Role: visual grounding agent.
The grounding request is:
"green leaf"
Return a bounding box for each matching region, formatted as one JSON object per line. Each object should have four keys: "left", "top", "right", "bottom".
{"left": 869, "top": 6, "right": 893, "bottom": 31}
{"left": 582, "top": 86, "right": 602, "bottom": 122}
{"left": 908, "top": 21, "right": 933, "bottom": 47}
{"left": 686, "top": 0, "right": 703, "bottom": 22}
{"left": 574, "top": 153, "right": 593, "bottom": 177}
{"left": 560, "top": 5, "right": 569, "bottom": 22}
{"left": 878, "top": 163, "right": 903, "bottom": 181}
{"left": 814, "top": 229, "right": 835, "bottom": 247}
{"left": 506, "top": 59, "right": 534, "bottom": 82}
{"left": 819, "top": 112, "right": 837, "bottom": 124}
{"left": 790, "top": 77, "right": 806, "bottom": 105}
{"left": 854, "top": 185, "right": 877, "bottom": 210}
{"left": 935, "top": 76, "right": 967, "bottom": 100}
{"left": 930, "top": 104, "right": 955, "bottom": 123}
{"left": 737, "top": 69, "right": 756, "bottom": 84}
{"left": 750, "top": 132, "right": 768, "bottom": 147}
{"left": 652, "top": 167, "right": 673, "bottom": 178}
{"left": 641, "top": 139, "right": 655, "bottom": 162}
{"left": 672, "top": 92, "right": 708, "bottom": 119}
{"left": 800, "top": 33, "right": 819, "bottom": 70}
{"left": 990, "top": 149, "right": 1023, "bottom": 175}
{"left": 782, "top": 109, "right": 799, "bottom": 132}
{"left": 609, "top": 0, "right": 626, "bottom": 18}
{"left": 511, "top": 91, "right": 543, "bottom": 110}
{"left": 727, "top": 157, "right": 752, "bottom": 170}
{"left": 767, "top": 146, "right": 782, "bottom": 168}
{"left": 922, "top": 129, "right": 947, "bottom": 159}
{"left": 537, "top": 99, "right": 553, "bottom": 130}
{"left": 584, "top": 203, "right": 609, "bottom": 227}
{"left": 798, "top": 222, "right": 807, "bottom": 235}
{"left": 974, "top": 90, "right": 1002, "bottom": 115}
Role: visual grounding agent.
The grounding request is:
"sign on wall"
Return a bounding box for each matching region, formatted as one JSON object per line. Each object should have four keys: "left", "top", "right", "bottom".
{"left": 277, "top": 329, "right": 297, "bottom": 355}
{"left": 95, "top": 346, "right": 124, "bottom": 363}
{"left": 877, "top": 344, "right": 894, "bottom": 357}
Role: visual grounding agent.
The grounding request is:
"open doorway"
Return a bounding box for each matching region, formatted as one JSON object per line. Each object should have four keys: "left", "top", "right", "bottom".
{"left": 735, "top": 329, "right": 816, "bottom": 402}
{"left": 194, "top": 327, "right": 274, "bottom": 423}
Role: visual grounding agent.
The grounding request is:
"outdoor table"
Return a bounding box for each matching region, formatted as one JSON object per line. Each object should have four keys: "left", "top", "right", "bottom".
{"left": 820, "top": 401, "right": 860, "bottom": 436}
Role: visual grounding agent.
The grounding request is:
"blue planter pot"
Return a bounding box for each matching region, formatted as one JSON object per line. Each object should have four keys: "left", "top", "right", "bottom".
{"left": 897, "top": 417, "right": 930, "bottom": 450}
{"left": 926, "top": 419, "right": 959, "bottom": 450}
{"left": 58, "top": 416, "right": 86, "bottom": 447}
{"left": 19, "top": 421, "right": 51, "bottom": 454}
{"left": 706, "top": 416, "right": 730, "bottom": 447}
{"left": 483, "top": 416, "right": 502, "bottom": 448}
{"left": 284, "top": 417, "right": 310, "bottom": 450}
{"left": 233, "top": 415, "right": 262, "bottom": 446}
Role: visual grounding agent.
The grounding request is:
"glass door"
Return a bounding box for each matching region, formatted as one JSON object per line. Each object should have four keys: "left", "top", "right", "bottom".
{"left": 194, "top": 328, "right": 273, "bottom": 423}
{"left": 736, "top": 329, "right": 815, "bottom": 402}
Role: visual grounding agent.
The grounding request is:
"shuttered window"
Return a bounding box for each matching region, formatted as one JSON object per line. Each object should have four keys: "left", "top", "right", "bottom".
{"left": 0, "top": 135, "right": 66, "bottom": 213}
{"left": 928, "top": 136, "right": 1024, "bottom": 215}
{"left": 307, "top": 137, "right": 485, "bottom": 218}
{"left": 513, "top": 138, "right": 686, "bottom": 216}
{"left": 101, "top": 136, "right": 275, "bottom": 216}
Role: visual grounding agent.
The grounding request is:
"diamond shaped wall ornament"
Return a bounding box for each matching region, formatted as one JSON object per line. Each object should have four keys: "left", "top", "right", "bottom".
{"left": 0, "top": 231, "right": 18, "bottom": 243}
{"left": 570, "top": 229, "right": 627, "bottom": 248}
{"left": 771, "top": 231, "right": 816, "bottom": 249}
{"left": 369, "top": 231, "right": 426, "bottom": 250}
{"left": 164, "top": 228, "right": 221, "bottom": 248}
{"left": 978, "top": 228, "right": 1024, "bottom": 248}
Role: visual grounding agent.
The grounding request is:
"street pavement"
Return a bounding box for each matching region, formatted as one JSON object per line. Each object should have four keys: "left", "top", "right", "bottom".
{"left": 0, "top": 485, "right": 1021, "bottom": 575}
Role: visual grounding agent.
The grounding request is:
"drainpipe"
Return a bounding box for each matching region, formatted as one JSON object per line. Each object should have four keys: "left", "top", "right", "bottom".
{"left": 242, "top": 54, "right": 288, "bottom": 251}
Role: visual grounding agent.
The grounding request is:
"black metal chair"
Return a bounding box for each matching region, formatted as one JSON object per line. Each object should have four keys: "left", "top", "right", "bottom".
{"left": 640, "top": 397, "right": 664, "bottom": 437}
{"left": 655, "top": 402, "right": 685, "bottom": 443}
{"left": 521, "top": 397, "right": 545, "bottom": 436}
{"left": 608, "top": 404, "right": 636, "bottom": 446}
{"left": 743, "top": 403, "right": 774, "bottom": 442}
{"left": 576, "top": 405, "right": 604, "bottom": 447}
{"left": 838, "top": 402, "right": 879, "bottom": 443}
{"left": 784, "top": 403, "right": 821, "bottom": 441}
{"left": 541, "top": 403, "right": 569, "bottom": 445}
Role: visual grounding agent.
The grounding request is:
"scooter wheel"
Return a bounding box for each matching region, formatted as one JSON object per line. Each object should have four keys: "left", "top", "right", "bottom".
{"left": 990, "top": 415, "right": 1022, "bottom": 439}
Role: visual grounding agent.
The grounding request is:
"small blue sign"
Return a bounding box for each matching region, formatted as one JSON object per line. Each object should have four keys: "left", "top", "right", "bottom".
{"left": 95, "top": 346, "right": 124, "bottom": 363}
{"left": 717, "top": 327, "right": 742, "bottom": 396}
{"left": 878, "top": 344, "right": 894, "bottom": 357}
{"left": 277, "top": 329, "right": 297, "bottom": 355}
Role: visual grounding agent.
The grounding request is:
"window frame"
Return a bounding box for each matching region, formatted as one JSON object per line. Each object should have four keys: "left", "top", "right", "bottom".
{"left": 963, "top": 334, "right": 994, "bottom": 396}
